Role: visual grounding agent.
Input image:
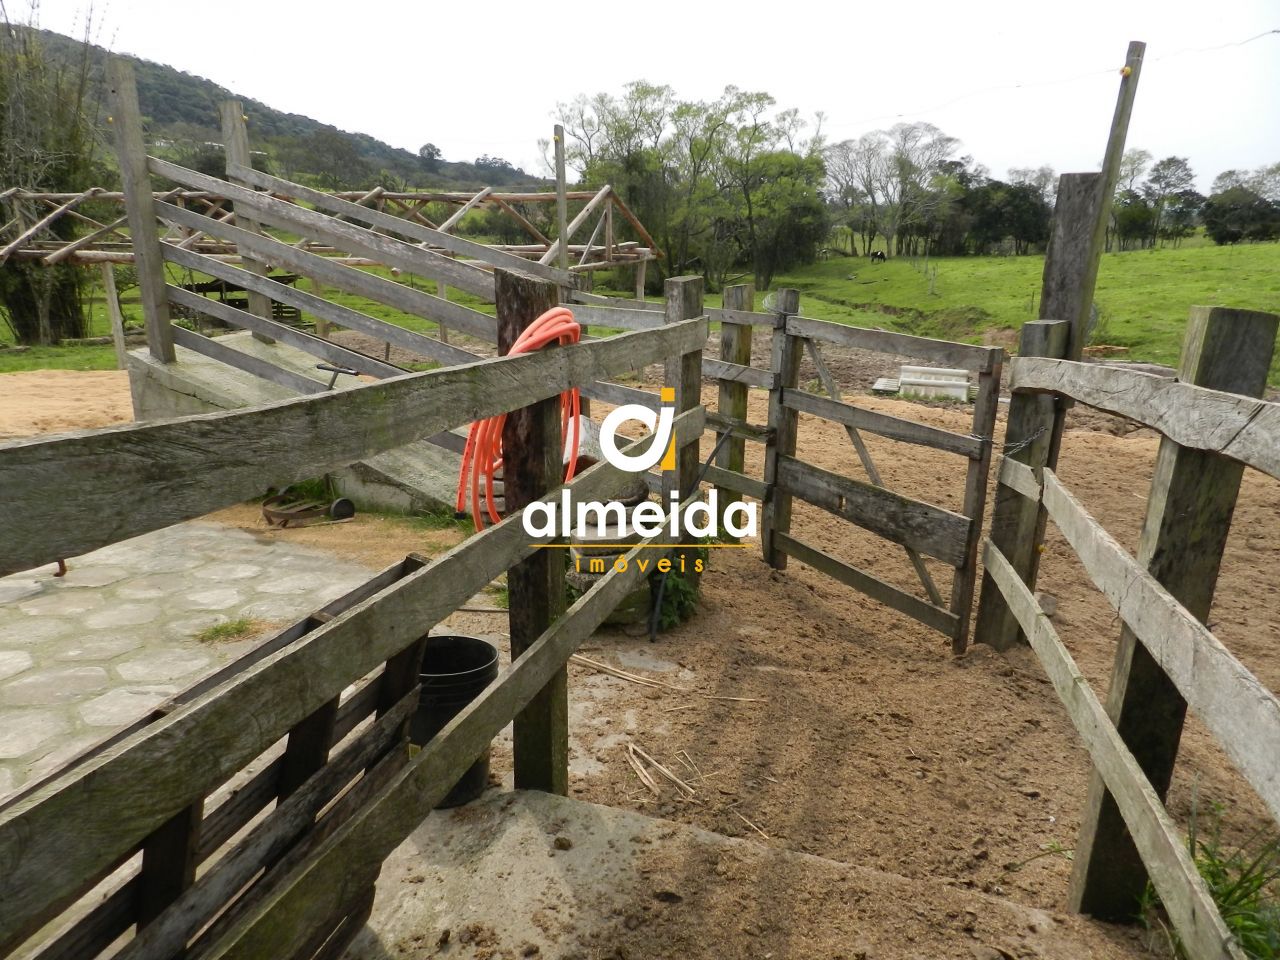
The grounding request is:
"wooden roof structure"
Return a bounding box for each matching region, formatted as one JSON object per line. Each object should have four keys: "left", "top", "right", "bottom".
{"left": 0, "top": 179, "right": 661, "bottom": 276}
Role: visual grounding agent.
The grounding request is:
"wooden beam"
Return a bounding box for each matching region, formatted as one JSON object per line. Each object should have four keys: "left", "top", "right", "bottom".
{"left": 786, "top": 315, "right": 998, "bottom": 372}
{"left": 498, "top": 269, "right": 568, "bottom": 794}
{"left": 776, "top": 456, "right": 971, "bottom": 567}
{"left": 776, "top": 532, "right": 958, "bottom": 638}
{"left": 1010, "top": 353, "right": 1280, "bottom": 482}
{"left": 973, "top": 319, "right": 1070, "bottom": 650}
{"left": 716, "top": 284, "right": 755, "bottom": 542}
{"left": 220, "top": 102, "right": 274, "bottom": 345}
{"left": 167, "top": 286, "right": 401, "bottom": 380}
{"left": 761, "top": 289, "right": 802, "bottom": 569}
{"left": 106, "top": 59, "right": 174, "bottom": 363}
{"left": 539, "top": 185, "right": 611, "bottom": 266}
{"left": 949, "top": 355, "right": 1003, "bottom": 652}
{"left": 1070, "top": 305, "right": 1278, "bottom": 920}
{"left": 565, "top": 303, "right": 665, "bottom": 332}
{"left": 150, "top": 158, "right": 497, "bottom": 299}
{"left": 554, "top": 125, "right": 569, "bottom": 272}
{"left": 170, "top": 326, "right": 325, "bottom": 395}
{"left": 782, "top": 386, "right": 982, "bottom": 457}
{"left": 0, "top": 188, "right": 101, "bottom": 264}
{"left": 665, "top": 275, "right": 705, "bottom": 507}
{"left": 101, "top": 263, "right": 129, "bottom": 369}
{"left": 0, "top": 318, "right": 708, "bottom": 577}
{"left": 155, "top": 201, "right": 497, "bottom": 352}
{"left": 1041, "top": 469, "right": 1280, "bottom": 826}
{"left": 436, "top": 186, "right": 493, "bottom": 234}
{"left": 229, "top": 163, "right": 570, "bottom": 286}
{"left": 982, "top": 540, "right": 1244, "bottom": 960}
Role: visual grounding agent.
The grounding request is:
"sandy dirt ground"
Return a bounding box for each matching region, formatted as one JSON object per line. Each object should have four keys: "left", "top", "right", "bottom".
{"left": 7, "top": 356, "right": 1279, "bottom": 957}
{"left": 0, "top": 369, "right": 132, "bottom": 440}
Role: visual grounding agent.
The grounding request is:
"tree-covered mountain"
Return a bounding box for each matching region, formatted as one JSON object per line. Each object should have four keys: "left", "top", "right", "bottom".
{"left": 27, "top": 26, "right": 548, "bottom": 191}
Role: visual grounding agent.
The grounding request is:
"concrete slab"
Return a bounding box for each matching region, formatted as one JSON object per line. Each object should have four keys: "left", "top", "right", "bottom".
{"left": 347, "top": 790, "right": 1149, "bottom": 960}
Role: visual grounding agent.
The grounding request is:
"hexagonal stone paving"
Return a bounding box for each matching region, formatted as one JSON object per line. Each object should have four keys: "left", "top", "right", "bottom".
{"left": 83, "top": 603, "right": 161, "bottom": 629}
{"left": 0, "top": 666, "right": 110, "bottom": 707}
{"left": 52, "top": 634, "right": 145, "bottom": 663}
{"left": 80, "top": 687, "right": 177, "bottom": 727}
{"left": 114, "top": 649, "right": 212, "bottom": 684}
{"left": 0, "top": 651, "right": 34, "bottom": 681}
{"left": 0, "top": 519, "right": 373, "bottom": 800}
{"left": 0, "top": 710, "right": 70, "bottom": 759}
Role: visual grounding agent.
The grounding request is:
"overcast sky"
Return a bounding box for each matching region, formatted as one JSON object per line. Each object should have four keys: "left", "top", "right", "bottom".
{"left": 24, "top": 0, "right": 1280, "bottom": 191}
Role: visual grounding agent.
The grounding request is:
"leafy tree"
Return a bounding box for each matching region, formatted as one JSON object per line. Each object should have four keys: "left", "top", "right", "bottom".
{"left": 1007, "top": 165, "right": 1057, "bottom": 206}
{"left": 1202, "top": 187, "right": 1280, "bottom": 244}
{"left": 0, "top": 21, "right": 106, "bottom": 344}
{"left": 1160, "top": 189, "right": 1204, "bottom": 246}
{"left": 1113, "top": 189, "right": 1155, "bottom": 250}
{"left": 1142, "top": 156, "right": 1195, "bottom": 245}
{"left": 417, "top": 142, "right": 441, "bottom": 172}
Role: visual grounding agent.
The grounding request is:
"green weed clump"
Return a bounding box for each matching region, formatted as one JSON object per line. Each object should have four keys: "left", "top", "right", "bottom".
{"left": 196, "top": 618, "right": 261, "bottom": 643}
{"left": 1142, "top": 798, "right": 1280, "bottom": 958}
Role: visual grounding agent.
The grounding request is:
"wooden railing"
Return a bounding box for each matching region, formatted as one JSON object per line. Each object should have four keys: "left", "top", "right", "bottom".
{"left": 976, "top": 305, "right": 1280, "bottom": 960}
{"left": 0, "top": 271, "right": 710, "bottom": 960}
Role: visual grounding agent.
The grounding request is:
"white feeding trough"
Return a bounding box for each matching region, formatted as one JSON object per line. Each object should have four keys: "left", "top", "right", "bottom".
{"left": 896, "top": 365, "right": 971, "bottom": 401}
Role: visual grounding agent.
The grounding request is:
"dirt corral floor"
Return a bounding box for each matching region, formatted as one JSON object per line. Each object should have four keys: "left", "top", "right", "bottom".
{"left": 0, "top": 369, "right": 132, "bottom": 439}
{"left": 7, "top": 358, "right": 1280, "bottom": 957}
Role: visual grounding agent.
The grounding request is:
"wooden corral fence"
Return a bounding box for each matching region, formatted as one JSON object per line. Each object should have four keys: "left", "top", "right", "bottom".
{"left": 0, "top": 264, "right": 710, "bottom": 960}
{"left": 975, "top": 305, "right": 1280, "bottom": 960}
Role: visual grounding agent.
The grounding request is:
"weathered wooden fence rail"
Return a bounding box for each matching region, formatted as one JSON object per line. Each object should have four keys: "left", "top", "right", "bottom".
{"left": 0, "top": 268, "right": 710, "bottom": 960}
{"left": 975, "top": 304, "right": 1280, "bottom": 960}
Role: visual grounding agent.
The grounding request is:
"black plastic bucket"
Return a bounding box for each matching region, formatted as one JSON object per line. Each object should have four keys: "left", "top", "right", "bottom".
{"left": 411, "top": 634, "right": 499, "bottom": 808}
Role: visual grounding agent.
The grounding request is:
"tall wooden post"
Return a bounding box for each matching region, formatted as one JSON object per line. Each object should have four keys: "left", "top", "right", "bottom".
{"left": 716, "top": 283, "right": 755, "bottom": 541}
{"left": 1070, "top": 306, "right": 1279, "bottom": 919}
{"left": 553, "top": 125, "right": 569, "bottom": 273}
{"left": 949, "top": 349, "right": 1003, "bottom": 654}
{"left": 761, "top": 288, "right": 801, "bottom": 569}
{"left": 975, "top": 41, "right": 1144, "bottom": 648}
{"left": 220, "top": 101, "right": 274, "bottom": 344}
{"left": 973, "top": 319, "right": 1069, "bottom": 650}
{"left": 499, "top": 268, "right": 567, "bottom": 795}
{"left": 664, "top": 277, "right": 704, "bottom": 496}
{"left": 634, "top": 259, "right": 647, "bottom": 300}
{"left": 106, "top": 59, "right": 174, "bottom": 363}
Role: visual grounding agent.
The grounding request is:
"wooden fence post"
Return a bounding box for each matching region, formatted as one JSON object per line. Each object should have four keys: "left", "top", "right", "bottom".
{"left": 220, "top": 101, "right": 275, "bottom": 344}
{"left": 948, "top": 348, "right": 1003, "bottom": 653}
{"left": 1070, "top": 305, "right": 1279, "bottom": 919}
{"left": 106, "top": 59, "right": 174, "bottom": 364}
{"left": 498, "top": 268, "right": 568, "bottom": 795}
{"left": 761, "top": 288, "right": 801, "bottom": 569}
{"left": 664, "top": 276, "right": 704, "bottom": 500}
{"left": 973, "top": 319, "right": 1069, "bottom": 650}
{"left": 716, "top": 283, "right": 755, "bottom": 540}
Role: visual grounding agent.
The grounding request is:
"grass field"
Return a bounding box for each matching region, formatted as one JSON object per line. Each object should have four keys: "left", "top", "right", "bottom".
{"left": 3, "top": 239, "right": 1278, "bottom": 381}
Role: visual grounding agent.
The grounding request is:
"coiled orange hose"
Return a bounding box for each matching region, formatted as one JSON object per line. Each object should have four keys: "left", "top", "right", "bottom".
{"left": 455, "top": 306, "right": 582, "bottom": 530}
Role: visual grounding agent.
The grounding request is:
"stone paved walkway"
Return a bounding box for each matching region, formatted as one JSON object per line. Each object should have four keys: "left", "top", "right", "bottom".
{"left": 0, "top": 522, "right": 374, "bottom": 802}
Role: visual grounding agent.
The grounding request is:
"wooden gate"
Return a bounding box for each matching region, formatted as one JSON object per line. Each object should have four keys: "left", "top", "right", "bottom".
{"left": 700, "top": 287, "right": 1004, "bottom": 653}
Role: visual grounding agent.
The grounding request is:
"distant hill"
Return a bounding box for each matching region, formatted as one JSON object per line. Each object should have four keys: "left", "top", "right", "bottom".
{"left": 26, "top": 26, "right": 549, "bottom": 192}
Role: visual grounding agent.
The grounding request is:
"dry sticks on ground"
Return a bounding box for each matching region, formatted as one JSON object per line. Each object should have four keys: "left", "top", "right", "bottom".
{"left": 568, "top": 653, "right": 768, "bottom": 704}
